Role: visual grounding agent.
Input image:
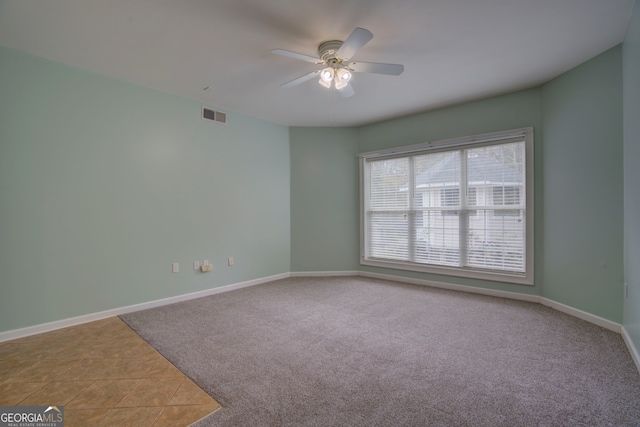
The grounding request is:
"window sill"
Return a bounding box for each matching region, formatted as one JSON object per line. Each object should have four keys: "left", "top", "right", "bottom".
{"left": 360, "top": 258, "right": 533, "bottom": 286}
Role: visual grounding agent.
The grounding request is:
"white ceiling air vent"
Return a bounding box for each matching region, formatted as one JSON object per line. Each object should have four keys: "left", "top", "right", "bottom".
{"left": 202, "top": 107, "right": 227, "bottom": 124}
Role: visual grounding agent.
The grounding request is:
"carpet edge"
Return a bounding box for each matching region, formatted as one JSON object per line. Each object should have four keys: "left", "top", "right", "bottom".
{"left": 0, "top": 272, "right": 290, "bottom": 342}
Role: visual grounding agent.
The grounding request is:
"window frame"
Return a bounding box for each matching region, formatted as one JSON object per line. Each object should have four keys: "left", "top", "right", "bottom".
{"left": 359, "top": 128, "right": 534, "bottom": 285}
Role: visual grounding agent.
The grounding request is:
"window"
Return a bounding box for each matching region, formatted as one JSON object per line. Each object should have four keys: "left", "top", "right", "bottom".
{"left": 441, "top": 188, "right": 477, "bottom": 217}
{"left": 440, "top": 188, "right": 459, "bottom": 216}
{"left": 360, "top": 128, "right": 533, "bottom": 285}
{"left": 493, "top": 186, "right": 520, "bottom": 216}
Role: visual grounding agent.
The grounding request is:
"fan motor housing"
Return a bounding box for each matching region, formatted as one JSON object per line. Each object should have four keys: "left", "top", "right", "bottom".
{"left": 318, "top": 40, "right": 344, "bottom": 65}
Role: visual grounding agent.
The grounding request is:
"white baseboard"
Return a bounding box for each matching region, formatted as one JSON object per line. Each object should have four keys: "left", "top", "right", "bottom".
{"left": 0, "top": 270, "right": 628, "bottom": 351}
{"left": 360, "top": 271, "right": 624, "bottom": 334}
{"left": 358, "top": 271, "right": 540, "bottom": 303}
{"left": 622, "top": 326, "right": 640, "bottom": 374}
{"left": 291, "top": 270, "right": 360, "bottom": 277}
{"left": 539, "top": 297, "right": 621, "bottom": 333}
{"left": 0, "top": 272, "right": 290, "bottom": 343}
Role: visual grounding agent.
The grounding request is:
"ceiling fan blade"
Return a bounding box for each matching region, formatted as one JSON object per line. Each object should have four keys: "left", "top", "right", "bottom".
{"left": 280, "top": 70, "right": 321, "bottom": 88}
{"left": 337, "top": 82, "right": 355, "bottom": 98}
{"left": 336, "top": 27, "right": 373, "bottom": 61}
{"left": 349, "top": 61, "right": 404, "bottom": 76}
{"left": 271, "top": 49, "right": 322, "bottom": 64}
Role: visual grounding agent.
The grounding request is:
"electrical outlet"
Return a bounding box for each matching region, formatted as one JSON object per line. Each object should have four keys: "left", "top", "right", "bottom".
{"left": 228, "top": 257, "right": 234, "bottom": 266}
{"left": 172, "top": 262, "right": 179, "bottom": 273}
{"left": 194, "top": 261, "right": 200, "bottom": 271}
{"left": 203, "top": 260, "right": 210, "bottom": 266}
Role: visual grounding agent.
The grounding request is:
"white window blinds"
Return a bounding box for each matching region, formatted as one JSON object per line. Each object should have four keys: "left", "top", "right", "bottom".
{"left": 360, "top": 128, "right": 533, "bottom": 285}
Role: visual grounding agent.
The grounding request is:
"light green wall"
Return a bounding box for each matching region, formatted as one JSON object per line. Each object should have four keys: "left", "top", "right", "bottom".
{"left": 541, "top": 45, "right": 624, "bottom": 323}
{"left": 290, "top": 127, "right": 359, "bottom": 272}
{"left": 358, "top": 90, "right": 542, "bottom": 153}
{"left": 624, "top": 1, "right": 640, "bottom": 348}
{"left": 0, "top": 46, "right": 291, "bottom": 332}
{"left": 356, "top": 89, "right": 543, "bottom": 296}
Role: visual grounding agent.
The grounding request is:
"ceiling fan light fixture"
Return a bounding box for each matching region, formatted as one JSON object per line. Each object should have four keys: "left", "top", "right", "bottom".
{"left": 334, "top": 68, "right": 351, "bottom": 90}
{"left": 334, "top": 79, "right": 348, "bottom": 90}
{"left": 336, "top": 67, "right": 352, "bottom": 82}
{"left": 318, "top": 77, "right": 332, "bottom": 88}
{"left": 319, "top": 67, "right": 334, "bottom": 88}
{"left": 320, "top": 67, "right": 334, "bottom": 81}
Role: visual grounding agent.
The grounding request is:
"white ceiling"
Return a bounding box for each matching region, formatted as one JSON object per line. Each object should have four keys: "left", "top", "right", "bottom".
{"left": 0, "top": 0, "right": 634, "bottom": 127}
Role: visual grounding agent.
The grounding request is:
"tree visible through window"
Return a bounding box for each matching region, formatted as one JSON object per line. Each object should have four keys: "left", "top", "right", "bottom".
{"left": 360, "top": 128, "right": 533, "bottom": 285}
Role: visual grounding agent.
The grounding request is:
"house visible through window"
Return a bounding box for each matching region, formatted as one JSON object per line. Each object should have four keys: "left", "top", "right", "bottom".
{"left": 360, "top": 128, "right": 533, "bottom": 285}
{"left": 440, "top": 187, "right": 477, "bottom": 217}
{"left": 440, "top": 188, "right": 459, "bottom": 216}
{"left": 493, "top": 186, "right": 521, "bottom": 216}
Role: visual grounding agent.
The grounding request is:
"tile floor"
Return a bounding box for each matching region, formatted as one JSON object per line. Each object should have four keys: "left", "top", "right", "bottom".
{"left": 0, "top": 317, "right": 220, "bottom": 426}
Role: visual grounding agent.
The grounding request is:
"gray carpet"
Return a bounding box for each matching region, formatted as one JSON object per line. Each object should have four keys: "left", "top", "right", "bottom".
{"left": 120, "top": 276, "right": 640, "bottom": 426}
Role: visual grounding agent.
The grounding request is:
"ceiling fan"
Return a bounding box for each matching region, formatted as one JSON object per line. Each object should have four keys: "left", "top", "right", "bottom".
{"left": 271, "top": 27, "right": 404, "bottom": 98}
